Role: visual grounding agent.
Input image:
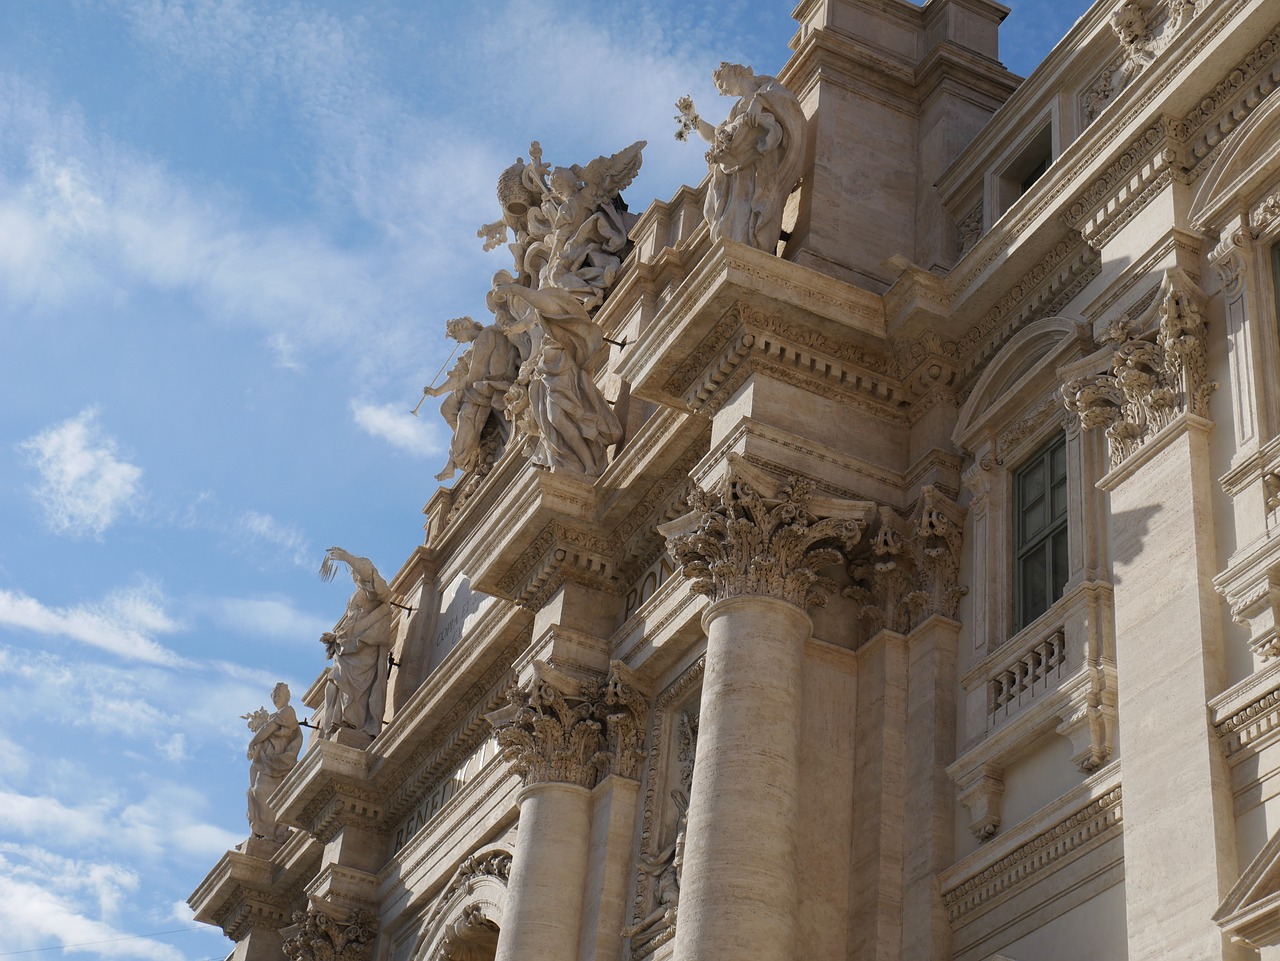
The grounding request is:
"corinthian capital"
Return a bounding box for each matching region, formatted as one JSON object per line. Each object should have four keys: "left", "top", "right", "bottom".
{"left": 485, "top": 660, "right": 604, "bottom": 789}
{"left": 281, "top": 907, "right": 378, "bottom": 961}
{"left": 485, "top": 659, "right": 651, "bottom": 788}
{"left": 659, "top": 454, "right": 876, "bottom": 609}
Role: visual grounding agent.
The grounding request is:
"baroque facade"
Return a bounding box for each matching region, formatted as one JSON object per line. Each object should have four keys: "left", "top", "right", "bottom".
{"left": 189, "top": 0, "right": 1280, "bottom": 958}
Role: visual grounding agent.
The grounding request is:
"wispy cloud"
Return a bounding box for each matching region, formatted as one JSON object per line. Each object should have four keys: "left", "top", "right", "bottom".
{"left": 197, "top": 594, "right": 331, "bottom": 643}
{"left": 351, "top": 399, "right": 443, "bottom": 458}
{"left": 18, "top": 407, "right": 143, "bottom": 538}
{"left": 0, "top": 844, "right": 187, "bottom": 961}
{"left": 0, "top": 582, "right": 185, "bottom": 666}
{"left": 238, "top": 510, "right": 311, "bottom": 569}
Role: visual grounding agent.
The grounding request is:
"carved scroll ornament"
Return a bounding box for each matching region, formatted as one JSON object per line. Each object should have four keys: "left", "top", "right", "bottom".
{"left": 1063, "top": 269, "right": 1216, "bottom": 465}
{"left": 659, "top": 454, "right": 875, "bottom": 609}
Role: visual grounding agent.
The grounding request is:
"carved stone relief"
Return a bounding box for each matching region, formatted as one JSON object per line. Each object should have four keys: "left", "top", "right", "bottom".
{"left": 1083, "top": 0, "right": 1200, "bottom": 123}
{"left": 485, "top": 660, "right": 648, "bottom": 789}
{"left": 1063, "top": 268, "right": 1216, "bottom": 465}
{"left": 630, "top": 661, "right": 702, "bottom": 960}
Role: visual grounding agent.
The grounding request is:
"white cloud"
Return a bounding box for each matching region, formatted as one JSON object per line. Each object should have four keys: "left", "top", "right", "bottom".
{"left": 0, "top": 844, "right": 193, "bottom": 960}
{"left": 18, "top": 407, "right": 143, "bottom": 538}
{"left": 351, "top": 399, "right": 443, "bottom": 458}
{"left": 199, "top": 594, "right": 331, "bottom": 643}
{"left": 0, "top": 582, "right": 186, "bottom": 666}
{"left": 238, "top": 510, "right": 311, "bottom": 568}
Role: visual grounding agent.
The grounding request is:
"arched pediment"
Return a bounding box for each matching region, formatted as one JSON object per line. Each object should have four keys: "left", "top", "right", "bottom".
{"left": 410, "top": 848, "right": 512, "bottom": 961}
{"left": 1191, "top": 88, "right": 1280, "bottom": 229}
{"left": 954, "top": 317, "right": 1091, "bottom": 450}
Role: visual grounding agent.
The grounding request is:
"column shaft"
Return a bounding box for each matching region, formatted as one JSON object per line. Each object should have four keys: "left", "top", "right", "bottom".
{"left": 495, "top": 781, "right": 593, "bottom": 961}
{"left": 672, "top": 594, "right": 809, "bottom": 961}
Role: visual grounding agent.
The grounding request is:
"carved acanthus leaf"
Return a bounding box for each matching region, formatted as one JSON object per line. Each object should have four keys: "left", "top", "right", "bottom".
{"left": 843, "top": 488, "right": 967, "bottom": 634}
{"left": 281, "top": 908, "right": 379, "bottom": 961}
{"left": 659, "top": 454, "right": 874, "bottom": 609}
{"left": 1063, "top": 269, "right": 1216, "bottom": 464}
{"left": 485, "top": 659, "right": 649, "bottom": 788}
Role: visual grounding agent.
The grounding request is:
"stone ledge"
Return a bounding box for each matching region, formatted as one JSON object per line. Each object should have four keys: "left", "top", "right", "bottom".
{"left": 940, "top": 762, "right": 1122, "bottom": 926}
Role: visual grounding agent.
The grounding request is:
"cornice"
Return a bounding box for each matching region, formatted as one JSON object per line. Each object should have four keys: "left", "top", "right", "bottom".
{"left": 940, "top": 764, "right": 1123, "bottom": 925}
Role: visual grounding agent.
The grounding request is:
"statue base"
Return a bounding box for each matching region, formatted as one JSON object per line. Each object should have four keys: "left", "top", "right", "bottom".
{"left": 236, "top": 836, "right": 284, "bottom": 860}
{"left": 329, "top": 726, "right": 376, "bottom": 750}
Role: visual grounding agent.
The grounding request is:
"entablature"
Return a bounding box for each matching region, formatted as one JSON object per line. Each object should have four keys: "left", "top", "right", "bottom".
{"left": 618, "top": 238, "right": 893, "bottom": 417}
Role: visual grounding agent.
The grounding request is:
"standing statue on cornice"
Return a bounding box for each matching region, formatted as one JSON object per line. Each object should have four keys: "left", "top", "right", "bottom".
{"left": 317, "top": 547, "right": 395, "bottom": 741}
{"left": 241, "top": 682, "right": 303, "bottom": 844}
{"left": 676, "top": 62, "right": 806, "bottom": 253}
{"left": 493, "top": 281, "right": 623, "bottom": 476}
{"left": 420, "top": 313, "right": 521, "bottom": 482}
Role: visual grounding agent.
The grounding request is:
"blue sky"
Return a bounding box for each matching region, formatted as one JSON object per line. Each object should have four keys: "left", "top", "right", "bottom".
{"left": 0, "top": 2, "right": 1090, "bottom": 958}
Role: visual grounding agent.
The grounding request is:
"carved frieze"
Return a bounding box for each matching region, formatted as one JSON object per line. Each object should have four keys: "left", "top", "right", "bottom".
{"left": 1063, "top": 268, "right": 1216, "bottom": 465}
{"left": 659, "top": 453, "right": 875, "bottom": 609}
{"left": 281, "top": 907, "right": 379, "bottom": 961}
{"left": 485, "top": 660, "right": 649, "bottom": 789}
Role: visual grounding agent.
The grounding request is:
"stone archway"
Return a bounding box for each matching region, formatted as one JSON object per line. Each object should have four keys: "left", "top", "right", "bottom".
{"left": 412, "top": 849, "right": 511, "bottom": 961}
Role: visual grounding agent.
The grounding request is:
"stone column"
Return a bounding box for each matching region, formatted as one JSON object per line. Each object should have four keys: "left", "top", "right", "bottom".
{"left": 487, "top": 661, "right": 647, "bottom": 961}
{"left": 661, "top": 454, "right": 873, "bottom": 961}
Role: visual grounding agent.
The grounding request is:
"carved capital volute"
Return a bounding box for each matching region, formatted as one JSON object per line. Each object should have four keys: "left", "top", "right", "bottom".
{"left": 485, "top": 659, "right": 604, "bottom": 789}
{"left": 1062, "top": 268, "right": 1217, "bottom": 465}
{"left": 485, "top": 658, "right": 650, "bottom": 788}
{"left": 281, "top": 906, "right": 378, "bottom": 961}
{"left": 659, "top": 454, "right": 875, "bottom": 609}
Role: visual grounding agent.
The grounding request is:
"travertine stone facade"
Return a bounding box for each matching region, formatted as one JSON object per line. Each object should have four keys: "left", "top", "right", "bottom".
{"left": 190, "top": 0, "right": 1280, "bottom": 959}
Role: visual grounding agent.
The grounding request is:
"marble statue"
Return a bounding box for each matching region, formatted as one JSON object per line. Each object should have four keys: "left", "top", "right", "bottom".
{"left": 241, "top": 682, "right": 303, "bottom": 843}
{"left": 493, "top": 281, "right": 623, "bottom": 476}
{"left": 479, "top": 141, "right": 644, "bottom": 314}
{"left": 676, "top": 62, "right": 806, "bottom": 252}
{"left": 318, "top": 547, "right": 395, "bottom": 740}
{"left": 421, "top": 315, "right": 521, "bottom": 481}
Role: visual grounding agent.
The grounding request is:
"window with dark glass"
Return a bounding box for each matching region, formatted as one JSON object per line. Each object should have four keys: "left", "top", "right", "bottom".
{"left": 1015, "top": 434, "right": 1069, "bottom": 630}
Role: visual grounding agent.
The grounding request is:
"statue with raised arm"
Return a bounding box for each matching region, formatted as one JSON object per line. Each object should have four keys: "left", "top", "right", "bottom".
{"left": 676, "top": 63, "right": 806, "bottom": 252}
{"left": 421, "top": 313, "right": 521, "bottom": 482}
{"left": 241, "top": 682, "right": 303, "bottom": 843}
{"left": 480, "top": 141, "right": 645, "bottom": 314}
{"left": 493, "top": 281, "right": 623, "bottom": 476}
{"left": 318, "top": 547, "right": 395, "bottom": 741}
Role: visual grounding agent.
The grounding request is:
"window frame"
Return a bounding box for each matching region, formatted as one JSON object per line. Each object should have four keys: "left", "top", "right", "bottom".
{"left": 1013, "top": 433, "right": 1070, "bottom": 631}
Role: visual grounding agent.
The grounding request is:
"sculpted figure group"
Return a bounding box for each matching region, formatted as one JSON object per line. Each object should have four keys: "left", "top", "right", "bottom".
{"left": 421, "top": 62, "right": 804, "bottom": 484}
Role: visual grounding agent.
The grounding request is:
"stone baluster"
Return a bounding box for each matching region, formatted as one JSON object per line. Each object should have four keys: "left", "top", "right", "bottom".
{"left": 660, "top": 454, "right": 873, "bottom": 961}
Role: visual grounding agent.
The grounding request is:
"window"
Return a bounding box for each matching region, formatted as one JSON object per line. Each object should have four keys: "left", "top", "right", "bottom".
{"left": 995, "top": 123, "right": 1053, "bottom": 216}
{"left": 1015, "top": 433, "right": 1069, "bottom": 630}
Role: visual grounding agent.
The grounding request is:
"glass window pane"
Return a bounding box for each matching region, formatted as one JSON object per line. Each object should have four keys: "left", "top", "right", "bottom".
{"left": 1021, "top": 493, "right": 1046, "bottom": 542}
{"left": 1050, "top": 476, "right": 1068, "bottom": 520}
{"left": 1021, "top": 548, "right": 1048, "bottom": 626}
{"left": 1052, "top": 529, "right": 1069, "bottom": 601}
